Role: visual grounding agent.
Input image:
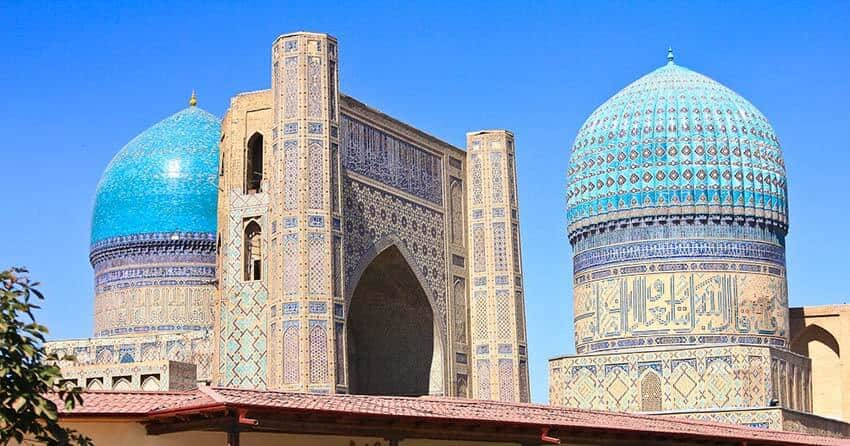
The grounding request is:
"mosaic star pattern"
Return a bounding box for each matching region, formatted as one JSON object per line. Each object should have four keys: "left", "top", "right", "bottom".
{"left": 550, "top": 344, "right": 810, "bottom": 414}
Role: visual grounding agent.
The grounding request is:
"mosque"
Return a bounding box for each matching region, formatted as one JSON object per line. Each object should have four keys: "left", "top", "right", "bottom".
{"left": 43, "top": 32, "right": 850, "bottom": 441}
{"left": 47, "top": 31, "right": 529, "bottom": 402}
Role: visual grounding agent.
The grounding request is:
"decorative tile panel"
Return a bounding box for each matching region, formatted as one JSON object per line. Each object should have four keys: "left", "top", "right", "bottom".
{"left": 309, "top": 320, "right": 328, "bottom": 383}
{"left": 548, "top": 344, "right": 807, "bottom": 414}
{"left": 476, "top": 359, "right": 491, "bottom": 399}
{"left": 283, "top": 321, "right": 299, "bottom": 384}
{"left": 490, "top": 152, "right": 503, "bottom": 204}
{"left": 307, "top": 57, "right": 323, "bottom": 118}
{"left": 340, "top": 115, "right": 442, "bottom": 205}
{"left": 308, "top": 139, "right": 325, "bottom": 209}
{"left": 283, "top": 56, "right": 298, "bottom": 119}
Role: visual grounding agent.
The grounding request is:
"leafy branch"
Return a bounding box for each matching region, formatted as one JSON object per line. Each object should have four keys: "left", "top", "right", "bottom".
{"left": 0, "top": 268, "right": 93, "bottom": 446}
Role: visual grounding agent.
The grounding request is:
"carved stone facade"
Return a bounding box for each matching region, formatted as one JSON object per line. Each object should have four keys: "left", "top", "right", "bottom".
{"left": 46, "top": 330, "right": 211, "bottom": 391}
{"left": 664, "top": 407, "right": 850, "bottom": 437}
{"left": 54, "top": 360, "right": 197, "bottom": 392}
{"left": 212, "top": 32, "right": 529, "bottom": 400}
{"left": 214, "top": 88, "right": 273, "bottom": 389}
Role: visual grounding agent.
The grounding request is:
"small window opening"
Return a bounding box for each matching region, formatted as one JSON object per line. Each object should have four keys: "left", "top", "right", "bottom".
{"left": 244, "top": 220, "right": 262, "bottom": 281}
{"left": 246, "top": 133, "right": 263, "bottom": 193}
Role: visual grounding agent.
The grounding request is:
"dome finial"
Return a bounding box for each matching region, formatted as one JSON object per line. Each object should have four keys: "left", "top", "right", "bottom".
{"left": 189, "top": 90, "right": 198, "bottom": 107}
{"left": 666, "top": 47, "right": 675, "bottom": 64}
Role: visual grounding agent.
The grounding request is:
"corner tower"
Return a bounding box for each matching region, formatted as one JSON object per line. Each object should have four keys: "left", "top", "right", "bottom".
{"left": 215, "top": 32, "right": 342, "bottom": 391}
{"left": 466, "top": 130, "right": 530, "bottom": 402}
{"left": 269, "top": 32, "right": 342, "bottom": 391}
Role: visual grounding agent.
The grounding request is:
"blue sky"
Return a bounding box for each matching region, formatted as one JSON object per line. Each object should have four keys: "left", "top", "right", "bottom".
{"left": 2, "top": 1, "right": 849, "bottom": 403}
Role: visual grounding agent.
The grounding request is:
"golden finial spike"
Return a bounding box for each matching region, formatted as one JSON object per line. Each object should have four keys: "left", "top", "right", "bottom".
{"left": 189, "top": 90, "right": 198, "bottom": 107}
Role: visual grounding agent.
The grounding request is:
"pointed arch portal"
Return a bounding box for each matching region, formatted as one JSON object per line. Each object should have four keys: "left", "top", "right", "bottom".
{"left": 346, "top": 244, "right": 438, "bottom": 396}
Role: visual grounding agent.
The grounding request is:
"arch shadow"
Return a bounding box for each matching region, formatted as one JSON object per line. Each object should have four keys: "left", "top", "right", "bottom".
{"left": 344, "top": 235, "right": 446, "bottom": 396}
{"left": 791, "top": 324, "right": 840, "bottom": 357}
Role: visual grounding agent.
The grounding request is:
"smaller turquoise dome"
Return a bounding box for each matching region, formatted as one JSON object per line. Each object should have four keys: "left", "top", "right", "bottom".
{"left": 91, "top": 106, "right": 221, "bottom": 245}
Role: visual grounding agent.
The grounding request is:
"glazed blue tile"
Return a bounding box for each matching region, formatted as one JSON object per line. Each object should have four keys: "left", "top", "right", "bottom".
{"left": 91, "top": 107, "right": 221, "bottom": 244}
{"left": 567, "top": 56, "right": 787, "bottom": 228}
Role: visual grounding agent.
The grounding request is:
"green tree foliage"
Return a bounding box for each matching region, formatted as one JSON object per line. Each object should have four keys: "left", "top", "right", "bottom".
{"left": 0, "top": 268, "right": 93, "bottom": 446}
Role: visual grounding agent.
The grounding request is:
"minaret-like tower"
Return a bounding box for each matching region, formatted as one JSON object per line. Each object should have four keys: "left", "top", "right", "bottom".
{"left": 269, "top": 32, "right": 343, "bottom": 391}
{"left": 465, "top": 130, "right": 530, "bottom": 402}
{"left": 215, "top": 32, "right": 343, "bottom": 391}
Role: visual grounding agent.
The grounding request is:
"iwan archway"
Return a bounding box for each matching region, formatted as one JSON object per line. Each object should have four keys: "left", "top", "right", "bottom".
{"left": 346, "top": 241, "right": 444, "bottom": 396}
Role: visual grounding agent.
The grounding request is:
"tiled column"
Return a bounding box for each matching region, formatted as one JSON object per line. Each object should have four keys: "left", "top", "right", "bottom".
{"left": 465, "top": 130, "right": 529, "bottom": 402}
{"left": 271, "top": 32, "right": 343, "bottom": 392}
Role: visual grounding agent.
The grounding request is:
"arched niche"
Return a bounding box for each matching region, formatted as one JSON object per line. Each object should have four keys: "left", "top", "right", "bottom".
{"left": 245, "top": 132, "right": 263, "bottom": 193}
{"left": 345, "top": 241, "right": 444, "bottom": 396}
{"left": 791, "top": 323, "right": 842, "bottom": 419}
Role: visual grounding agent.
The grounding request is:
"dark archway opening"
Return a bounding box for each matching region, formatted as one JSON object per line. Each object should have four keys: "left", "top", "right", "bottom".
{"left": 347, "top": 245, "right": 434, "bottom": 396}
{"left": 243, "top": 220, "right": 262, "bottom": 281}
{"left": 246, "top": 133, "right": 263, "bottom": 193}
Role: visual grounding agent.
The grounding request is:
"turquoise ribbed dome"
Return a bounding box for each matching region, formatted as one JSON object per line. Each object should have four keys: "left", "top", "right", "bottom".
{"left": 91, "top": 106, "right": 221, "bottom": 244}
{"left": 567, "top": 54, "right": 788, "bottom": 237}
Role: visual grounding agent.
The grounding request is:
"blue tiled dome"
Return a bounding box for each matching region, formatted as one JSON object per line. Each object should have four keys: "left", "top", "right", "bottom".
{"left": 91, "top": 106, "right": 221, "bottom": 245}
{"left": 567, "top": 53, "right": 788, "bottom": 237}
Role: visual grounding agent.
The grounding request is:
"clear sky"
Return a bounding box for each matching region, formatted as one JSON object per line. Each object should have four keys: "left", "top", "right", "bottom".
{"left": 2, "top": 1, "right": 849, "bottom": 403}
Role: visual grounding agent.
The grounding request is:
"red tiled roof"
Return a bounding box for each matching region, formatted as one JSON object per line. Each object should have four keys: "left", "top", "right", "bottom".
{"left": 53, "top": 390, "right": 214, "bottom": 416}
{"left": 57, "top": 387, "right": 847, "bottom": 446}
